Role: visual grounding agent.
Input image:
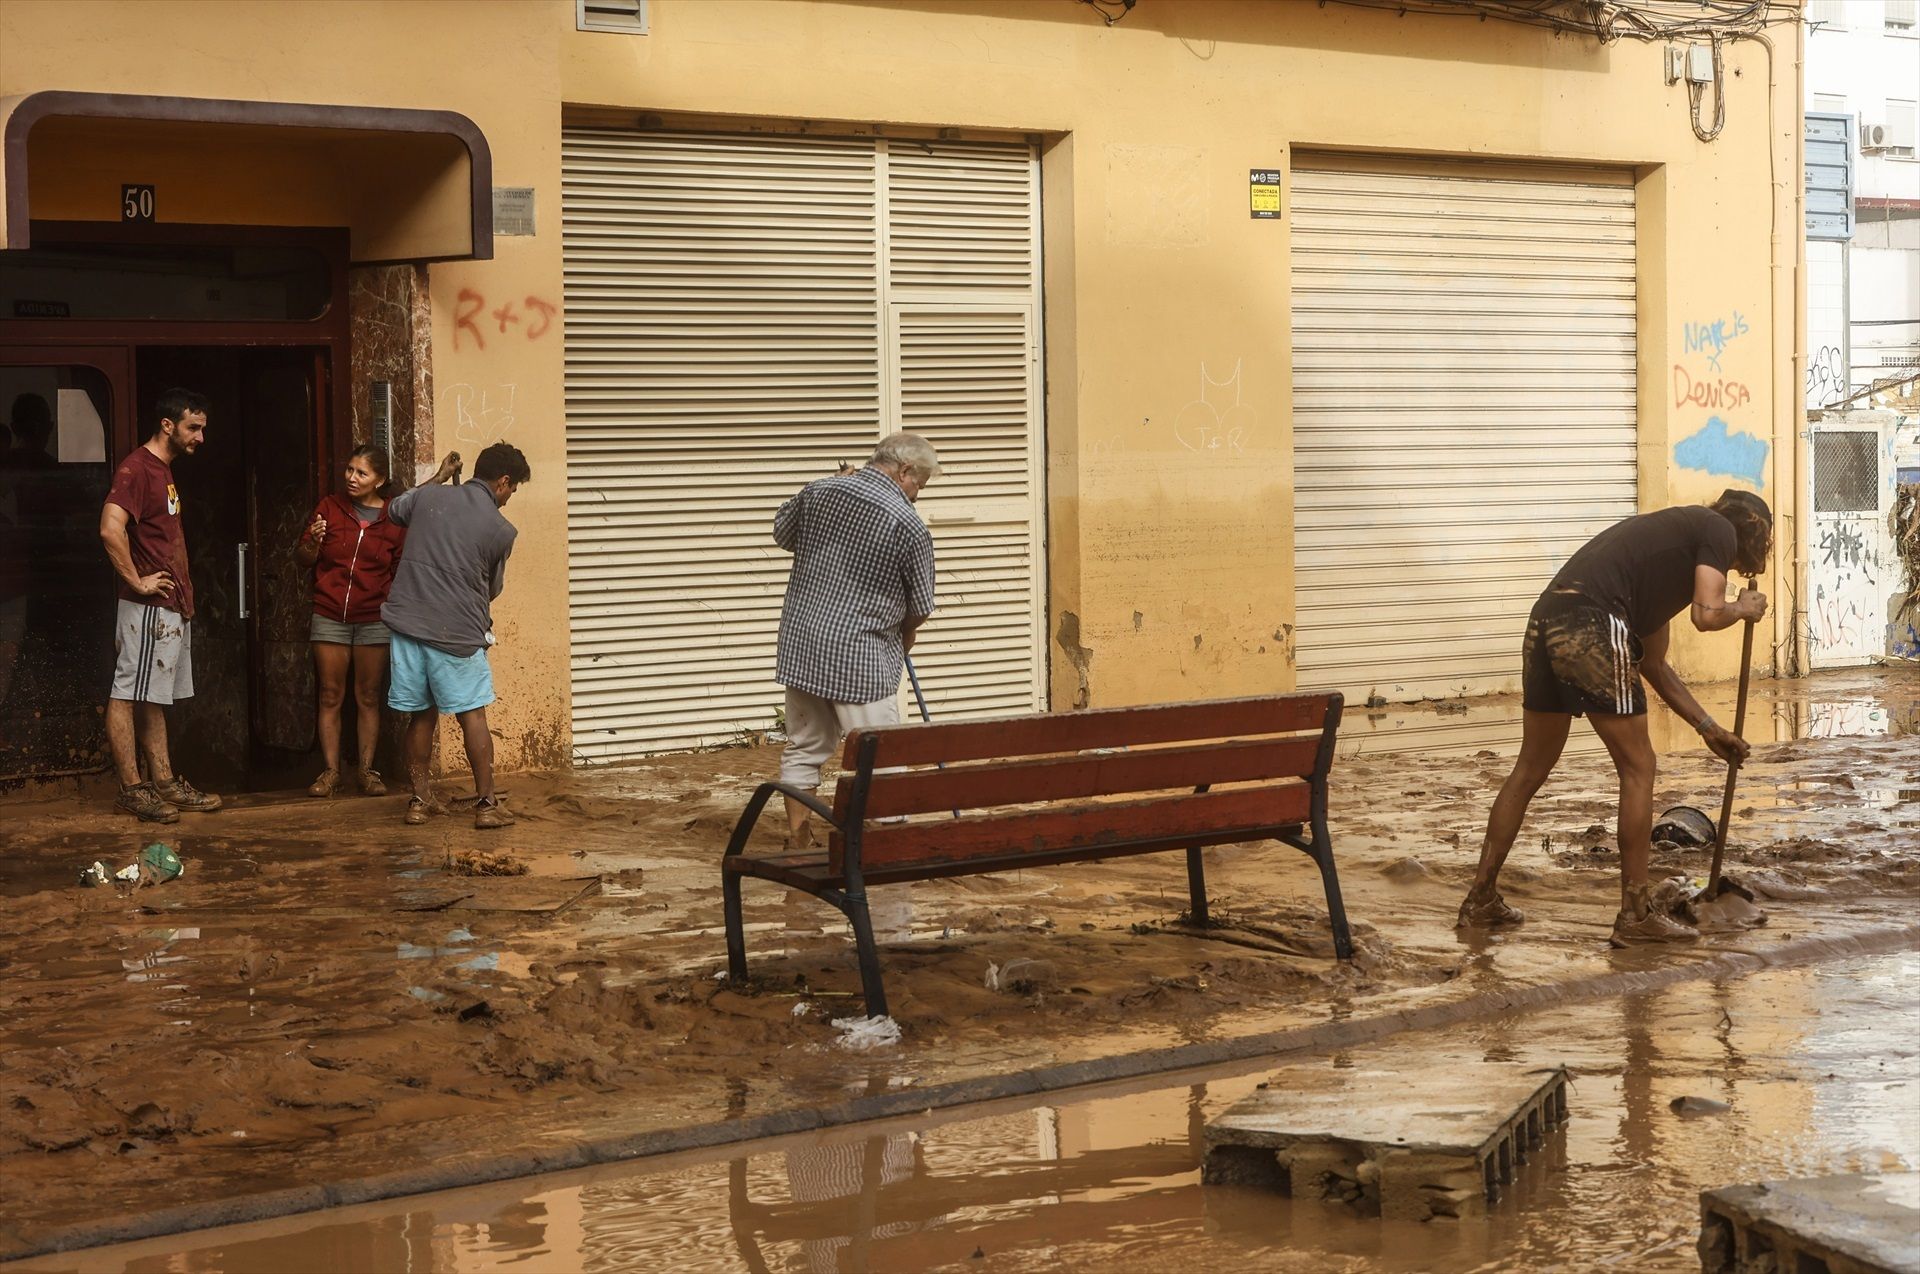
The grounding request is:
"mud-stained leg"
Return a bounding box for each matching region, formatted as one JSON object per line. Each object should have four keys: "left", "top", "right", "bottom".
{"left": 1460, "top": 709, "right": 1570, "bottom": 927}
{"left": 1590, "top": 710, "right": 1698, "bottom": 946}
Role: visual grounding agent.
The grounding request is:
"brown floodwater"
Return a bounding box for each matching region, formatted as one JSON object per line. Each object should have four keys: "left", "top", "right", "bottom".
{"left": 18, "top": 950, "right": 1916, "bottom": 1274}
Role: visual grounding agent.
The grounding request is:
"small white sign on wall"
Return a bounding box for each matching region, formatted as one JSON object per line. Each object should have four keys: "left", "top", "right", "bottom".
{"left": 492, "top": 187, "right": 536, "bottom": 237}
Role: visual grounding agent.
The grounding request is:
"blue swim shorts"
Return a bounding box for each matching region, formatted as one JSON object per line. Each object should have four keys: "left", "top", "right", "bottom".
{"left": 387, "top": 630, "right": 494, "bottom": 715}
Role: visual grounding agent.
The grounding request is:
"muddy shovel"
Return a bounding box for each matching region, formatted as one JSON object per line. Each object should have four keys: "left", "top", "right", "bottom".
{"left": 1701, "top": 583, "right": 1759, "bottom": 912}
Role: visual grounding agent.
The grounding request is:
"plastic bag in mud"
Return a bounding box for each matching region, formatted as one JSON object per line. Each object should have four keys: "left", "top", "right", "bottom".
{"left": 831, "top": 1014, "right": 902, "bottom": 1051}
{"left": 141, "top": 843, "right": 184, "bottom": 882}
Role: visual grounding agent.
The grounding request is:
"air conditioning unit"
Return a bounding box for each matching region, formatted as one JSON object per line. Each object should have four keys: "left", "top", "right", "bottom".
{"left": 1861, "top": 121, "right": 1891, "bottom": 151}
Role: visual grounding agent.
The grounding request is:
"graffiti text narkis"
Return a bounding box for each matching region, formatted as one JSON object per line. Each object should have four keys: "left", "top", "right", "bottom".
{"left": 1673, "top": 308, "right": 1766, "bottom": 488}
{"left": 1683, "top": 311, "right": 1749, "bottom": 374}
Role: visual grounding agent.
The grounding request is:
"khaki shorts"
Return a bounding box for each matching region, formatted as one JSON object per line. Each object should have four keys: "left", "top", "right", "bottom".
{"left": 779, "top": 687, "right": 900, "bottom": 789}
{"left": 110, "top": 599, "right": 193, "bottom": 705}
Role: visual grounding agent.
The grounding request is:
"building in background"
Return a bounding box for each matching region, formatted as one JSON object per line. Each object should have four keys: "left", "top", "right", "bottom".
{"left": 1805, "top": 0, "right": 1920, "bottom": 408}
{"left": 1, "top": 0, "right": 1808, "bottom": 785}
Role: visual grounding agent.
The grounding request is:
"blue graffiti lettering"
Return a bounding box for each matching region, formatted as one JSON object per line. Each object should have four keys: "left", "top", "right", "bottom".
{"left": 1683, "top": 311, "right": 1750, "bottom": 374}
{"left": 1674, "top": 415, "right": 1768, "bottom": 487}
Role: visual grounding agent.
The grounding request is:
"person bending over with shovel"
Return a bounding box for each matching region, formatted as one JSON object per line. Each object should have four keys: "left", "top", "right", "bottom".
{"left": 1457, "top": 490, "right": 1772, "bottom": 946}
{"left": 771, "top": 433, "right": 940, "bottom": 851}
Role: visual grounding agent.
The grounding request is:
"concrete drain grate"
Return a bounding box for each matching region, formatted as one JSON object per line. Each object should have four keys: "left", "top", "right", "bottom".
{"left": 1698, "top": 1173, "right": 1919, "bottom": 1274}
{"left": 1203, "top": 1063, "right": 1570, "bottom": 1221}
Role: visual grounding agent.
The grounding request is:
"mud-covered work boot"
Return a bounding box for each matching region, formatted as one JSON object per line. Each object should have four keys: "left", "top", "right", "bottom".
{"left": 403, "top": 794, "right": 448, "bottom": 826}
{"left": 307, "top": 768, "right": 339, "bottom": 798}
{"left": 116, "top": 782, "right": 179, "bottom": 824}
{"left": 1456, "top": 886, "right": 1525, "bottom": 928}
{"left": 359, "top": 768, "right": 387, "bottom": 797}
{"left": 473, "top": 797, "right": 514, "bottom": 830}
{"left": 1610, "top": 883, "right": 1700, "bottom": 948}
{"left": 153, "top": 775, "right": 222, "bottom": 812}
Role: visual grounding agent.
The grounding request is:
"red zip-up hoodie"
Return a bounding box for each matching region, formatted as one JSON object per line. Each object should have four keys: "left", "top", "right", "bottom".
{"left": 308, "top": 492, "right": 406, "bottom": 625}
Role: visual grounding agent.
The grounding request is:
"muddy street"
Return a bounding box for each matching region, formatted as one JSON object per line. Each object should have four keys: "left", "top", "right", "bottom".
{"left": 2, "top": 669, "right": 1917, "bottom": 1264}
{"left": 14, "top": 951, "right": 1919, "bottom": 1272}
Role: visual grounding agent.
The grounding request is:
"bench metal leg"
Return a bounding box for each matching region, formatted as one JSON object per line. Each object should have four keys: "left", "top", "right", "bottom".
{"left": 844, "top": 894, "right": 890, "bottom": 1019}
{"left": 1311, "top": 835, "right": 1355, "bottom": 962}
{"left": 1185, "top": 846, "right": 1209, "bottom": 926}
{"left": 723, "top": 869, "right": 749, "bottom": 985}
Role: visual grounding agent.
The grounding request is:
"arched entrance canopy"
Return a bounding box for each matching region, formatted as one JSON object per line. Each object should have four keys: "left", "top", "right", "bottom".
{"left": 1, "top": 90, "right": 493, "bottom": 263}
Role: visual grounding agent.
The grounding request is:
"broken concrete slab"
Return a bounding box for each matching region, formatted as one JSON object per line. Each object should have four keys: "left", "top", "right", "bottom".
{"left": 1699, "top": 1172, "right": 1919, "bottom": 1274}
{"left": 1203, "top": 1063, "right": 1569, "bottom": 1221}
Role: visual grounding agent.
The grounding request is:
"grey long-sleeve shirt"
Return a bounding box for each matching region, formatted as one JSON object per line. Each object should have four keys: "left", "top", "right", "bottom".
{"left": 380, "top": 479, "right": 517, "bottom": 657}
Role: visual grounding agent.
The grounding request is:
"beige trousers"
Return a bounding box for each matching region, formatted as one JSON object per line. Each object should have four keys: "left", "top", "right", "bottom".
{"left": 778, "top": 687, "right": 900, "bottom": 788}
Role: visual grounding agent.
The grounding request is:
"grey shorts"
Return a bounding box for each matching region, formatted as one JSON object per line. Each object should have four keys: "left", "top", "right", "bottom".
{"left": 111, "top": 599, "right": 193, "bottom": 705}
{"left": 310, "top": 614, "right": 392, "bottom": 646}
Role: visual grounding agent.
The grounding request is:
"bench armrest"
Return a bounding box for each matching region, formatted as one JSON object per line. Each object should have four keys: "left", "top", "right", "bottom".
{"left": 723, "top": 781, "right": 844, "bottom": 859}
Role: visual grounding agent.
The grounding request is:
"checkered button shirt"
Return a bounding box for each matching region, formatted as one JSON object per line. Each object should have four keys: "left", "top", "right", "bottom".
{"left": 774, "top": 467, "right": 936, "bottom": 705}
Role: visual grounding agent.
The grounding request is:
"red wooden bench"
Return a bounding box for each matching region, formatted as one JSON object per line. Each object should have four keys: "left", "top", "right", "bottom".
{"left": 721, "top": 692, "right": 1351, "bottom": 1018}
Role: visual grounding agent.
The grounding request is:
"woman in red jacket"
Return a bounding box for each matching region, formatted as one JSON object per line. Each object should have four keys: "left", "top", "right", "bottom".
{"left": 295, "top": 445, "right": 406, "bottom": 797}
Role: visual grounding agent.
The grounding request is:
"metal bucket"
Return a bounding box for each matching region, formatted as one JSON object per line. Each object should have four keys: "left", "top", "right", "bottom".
{"left": 1652, "top": 805, "right": 1716, "bottom": 848}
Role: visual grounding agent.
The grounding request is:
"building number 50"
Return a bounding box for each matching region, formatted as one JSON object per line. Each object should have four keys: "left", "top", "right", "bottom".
{"left": 121, "top": 185, "right": 155, "bottom": 222}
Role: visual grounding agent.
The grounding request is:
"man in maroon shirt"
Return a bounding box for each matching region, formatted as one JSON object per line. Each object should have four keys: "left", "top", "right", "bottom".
{"left": 98, "top": 388, "right": 223, "bottom": 823}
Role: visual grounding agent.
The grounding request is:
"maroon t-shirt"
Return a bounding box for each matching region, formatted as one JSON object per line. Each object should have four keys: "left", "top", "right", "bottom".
{"left": 106, "top": 446, "right": 194, "bottom": 620}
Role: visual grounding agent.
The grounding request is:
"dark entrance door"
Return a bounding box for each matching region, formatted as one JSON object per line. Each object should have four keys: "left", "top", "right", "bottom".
{"left": 0, "top": 347, "right": 131, "bottom": 782}
{"left": 136, "top": 347, "right": 331, "bottom": 792}
{"left": 0, "top": 224, "right": 351, "bottom": 792}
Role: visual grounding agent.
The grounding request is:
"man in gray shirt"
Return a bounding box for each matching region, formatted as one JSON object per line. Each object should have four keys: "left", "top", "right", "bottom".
{"left": 772, "top": 432, "right": 939, "bottom": 849}
{"left": 382, "top": 442, "right": 528, "bottom": 829}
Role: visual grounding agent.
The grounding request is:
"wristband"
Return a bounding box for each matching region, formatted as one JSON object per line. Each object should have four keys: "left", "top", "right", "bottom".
{"left": 1694, "top": 716, "right": 1718, "bottom": 735}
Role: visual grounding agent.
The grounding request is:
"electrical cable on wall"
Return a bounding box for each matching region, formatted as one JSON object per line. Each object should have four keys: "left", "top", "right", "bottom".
{"left": 1314, "top": 0, "right": 1794, "bottom": 44}
{"left": 1689, "top": 32, "right": 1727, "bottom": 142}
{"left": 1078, "top": 0, "right": 1136, "bottom": 26}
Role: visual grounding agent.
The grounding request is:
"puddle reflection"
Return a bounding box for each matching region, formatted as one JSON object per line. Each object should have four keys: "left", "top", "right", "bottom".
{"left": 29, "top": 952, "right": 1917, "bottom": 1274}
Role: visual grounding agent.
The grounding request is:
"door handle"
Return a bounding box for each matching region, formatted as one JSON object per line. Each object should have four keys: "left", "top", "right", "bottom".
{"left": 237, "top": 543, "right": 250, "bottom": 620}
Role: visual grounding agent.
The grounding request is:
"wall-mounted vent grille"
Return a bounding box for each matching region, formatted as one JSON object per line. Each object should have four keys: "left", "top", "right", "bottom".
{"left": 578, "top": 0, "right": 647, "bottom": 35}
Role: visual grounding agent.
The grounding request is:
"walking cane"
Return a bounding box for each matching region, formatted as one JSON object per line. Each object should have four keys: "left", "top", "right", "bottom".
{"left": 904, "top": 655, "right": 959, "bottom": 818}
{"left": 906, "top": 654, "right": 934, "bottom": 725}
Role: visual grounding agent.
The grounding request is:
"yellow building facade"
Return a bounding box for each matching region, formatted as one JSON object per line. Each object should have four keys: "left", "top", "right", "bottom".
{"left": 0, "top": 0, "right": 1805, "bottom": 782}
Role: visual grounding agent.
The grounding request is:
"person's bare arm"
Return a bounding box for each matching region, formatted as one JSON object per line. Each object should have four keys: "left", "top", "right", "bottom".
{"left": 1640, "top": 623, "right": 1749, "bottom": 765}
{"left": 99, "top": 503, "right": 173, "bottom": 598}
{"left": 1689, "top": 564, "right": 1767, "bottom": 632}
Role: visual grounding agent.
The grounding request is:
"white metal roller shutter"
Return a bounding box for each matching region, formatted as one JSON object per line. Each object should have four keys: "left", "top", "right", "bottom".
{"left": 562, "top": 130, "right": 1043, "bottom": 759}
{"left": 1290, "top": 154, "right": 1638, "bottom": 703}
{"left": 883, "top": 141, "right": 1045, "bottom": 722}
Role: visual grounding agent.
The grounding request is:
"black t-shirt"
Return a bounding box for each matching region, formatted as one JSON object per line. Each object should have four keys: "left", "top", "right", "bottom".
{"left": 1549, "top": 506, "right": 1738, "bottom": 637}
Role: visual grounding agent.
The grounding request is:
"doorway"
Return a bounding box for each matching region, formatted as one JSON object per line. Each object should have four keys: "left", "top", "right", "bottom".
{"left": 137, "top": 347, "right": 333, "bottom": 791}
{"left": 1, "top": 224, "right": 354, "bottom": 793}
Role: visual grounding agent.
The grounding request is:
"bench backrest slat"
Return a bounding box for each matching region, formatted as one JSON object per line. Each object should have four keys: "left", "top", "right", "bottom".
{"left": 839, "top": 693, "right": 1337, "bottom": 771}
{"left": 845, "top": 735, "right": 1323, "bottom": 820}
{"left": 848, "top": 784, "right": 1313, "bottom": 873}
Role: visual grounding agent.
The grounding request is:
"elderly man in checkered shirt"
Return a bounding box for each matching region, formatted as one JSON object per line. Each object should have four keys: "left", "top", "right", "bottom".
{"left": 772, "top": 432, "right": 941, "bottom": 850}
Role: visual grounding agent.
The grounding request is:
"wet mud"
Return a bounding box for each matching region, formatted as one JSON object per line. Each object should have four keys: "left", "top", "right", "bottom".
{"left": 0, "top": 670, "right": 1915, "bottom": 1256}
{"left": 17, "top": 952, "right": 1918, "bottom": 1272}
